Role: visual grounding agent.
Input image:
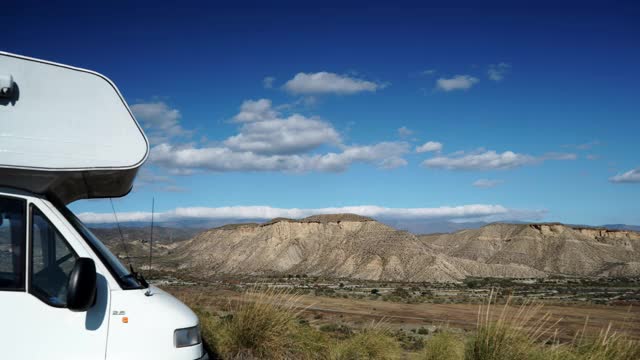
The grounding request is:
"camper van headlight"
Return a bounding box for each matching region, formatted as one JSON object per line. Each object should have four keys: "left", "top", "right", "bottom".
{"left": 174, "top": 325, "right": 201, "bottom": 348}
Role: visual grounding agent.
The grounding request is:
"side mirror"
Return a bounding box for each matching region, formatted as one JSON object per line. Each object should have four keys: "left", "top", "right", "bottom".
{"left": 67, "top": 258, "right": 97, "bottom": 312}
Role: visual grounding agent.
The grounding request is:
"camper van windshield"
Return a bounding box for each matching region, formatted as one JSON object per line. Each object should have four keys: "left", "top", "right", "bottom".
{"left": 57, "top": 205, "right": 145, "bottom": 290}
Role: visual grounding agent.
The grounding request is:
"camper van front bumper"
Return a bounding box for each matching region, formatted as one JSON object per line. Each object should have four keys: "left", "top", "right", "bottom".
{"left": 196, "top": 353, "right": 209, "bottom": 360}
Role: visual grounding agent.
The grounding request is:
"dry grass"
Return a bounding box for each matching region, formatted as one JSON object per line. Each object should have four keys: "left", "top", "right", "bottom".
{"left": 329, "top": 321, "right": 401, "bottom": 360}
{"left": 183, "top": 287, "right": 402, "bottom": 359}
{"left": 186, "top": 287, "right": 328, "bottom": 359}
{"left": 415, "top": 332, "right": 465, "bottom": 360}
{"left": 569, "top": 321, "right": 640, "bottom": 360}
{"left": 169, "top": 285, "right": 640, "bottom": 342}
{"left": 177, "top": 286, "right": 640, "bottom": 360}
{"left": 465, "top": 290, "right": 562, "bottom": 360}
{"left": 464, "top": 290, "right": 640, "bottom": 360}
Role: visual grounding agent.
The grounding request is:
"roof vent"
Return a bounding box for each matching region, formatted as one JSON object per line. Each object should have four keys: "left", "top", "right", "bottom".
{"left": 0, "top": 74, "right": 14, "bottom": 98}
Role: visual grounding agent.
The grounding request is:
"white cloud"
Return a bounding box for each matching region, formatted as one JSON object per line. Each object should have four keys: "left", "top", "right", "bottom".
{"left": 436, "top": 75, "right": 479, "bottom": 92}
{"left": 149, "top": 98, "right": 409, "bottom": 173}
{"left": 136, "top": 167, "right": 173, "bottom": 185}
{"left": 422, "top": 69, "right": 437, "bottom": 76}
{"left": 134, "top": 167, "right": 190, "bottom": 193}
{"left": 78, "top": 204, "right": 545, "bottom": 224}
{"left": 131, "top": 101, "right": 189, "bottom": 143}
{"left": 397, "top": 126, "right": 413, "bottom": 137}
{"left": 488, "top": 63, "right": 511, "bottom": 81}
{"left": 232, "top": 99, "right": 279, "bottom": 122}
{"left": 472, "top": 179, "right": 504, "bottom": 188}
{"left": 609, "top": 168, "right": 640, "bottom": 183}
{"left": 225, "top": 114, "right": 340, "bottom": 155}
{"left": 151, "top": 141, "right": 409, "bottom": 173}
{"left": 541, "top": 152, "right": 578, "bottom": 161}
{"left": 422, "top": 149, "right": 576, "bottom": 170}
{"left": 416, "top": 141, "right": 443, "bottom": 153}
{"left": 263, "top": 76, "right": 276, "bottom": 89}
{"left": 228, "top": 99, "right": 340, "bottom": 155}
{"left": 284, "top": 72, "right": 384, "bottom": 95}
{"left": 318, "top": 142, "right": 409, "bottom": 171}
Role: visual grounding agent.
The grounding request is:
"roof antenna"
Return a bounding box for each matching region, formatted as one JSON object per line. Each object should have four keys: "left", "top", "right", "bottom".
{"left": 109, "top": 198, "right": 132, "bottom": 269}
{"left": 145, "top": 197, "right": 155, "bottom": 296}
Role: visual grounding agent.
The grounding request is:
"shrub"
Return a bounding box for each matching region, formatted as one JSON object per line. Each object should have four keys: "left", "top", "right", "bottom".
{"left": 571, "top": 323, "right": 640, "bottom": 360}
{"left": 194, "top": 308, "right": 221, "bottom": 356}
{"left": 178, "top": 287, "right": 640, "bottom": 360}
{"left": 417, "top": 332, "right": 465, "bottom": 360}
{"left": 460, "top": 289, "right": 640, "bottom": 360}
{"left": 204, "top": 288, "right": 329, "bottom": 359}
{"left": 464, "top": 290, "right": 559, "bottom": 360}
{"left": 465, "top": 323, "right": 537, "bottom": 360}
{"left": 319, "top": 323, "right": 353, "bottom": 337}
{"left": 330, "top": 327, "right": 402, "bottom": 360}
{"left": 394, "top": 329, "right": 424, "bottom": 351}
{"left": 392, "top": 287, "right": 411, "bottom": 298}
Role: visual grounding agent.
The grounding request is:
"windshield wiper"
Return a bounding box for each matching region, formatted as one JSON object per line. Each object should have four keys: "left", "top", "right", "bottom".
{"left": 126, "top": 264, "right": 149, "bottom": 288}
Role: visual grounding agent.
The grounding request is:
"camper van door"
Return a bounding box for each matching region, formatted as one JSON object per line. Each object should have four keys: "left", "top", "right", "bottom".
{"left": 0, "top": 193, "right": 109, "bottom": 359}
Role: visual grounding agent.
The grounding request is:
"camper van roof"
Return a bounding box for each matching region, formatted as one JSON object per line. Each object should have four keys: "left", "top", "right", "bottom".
{"left": 0, "top": 52, "right": 149, "bottom": 204}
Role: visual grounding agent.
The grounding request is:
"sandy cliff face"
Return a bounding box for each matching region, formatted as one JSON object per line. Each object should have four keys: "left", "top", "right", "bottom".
{"left": 419, "top": 223, "right": 640, "bottom": 277}
{"left": 173, "top": 215, "right": 547, "bottom": 282}
{"left": 169, "top": 217, "right": 640, "bottom": 282}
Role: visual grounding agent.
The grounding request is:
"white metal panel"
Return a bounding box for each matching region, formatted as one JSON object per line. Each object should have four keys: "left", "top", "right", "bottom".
{"left": 107, "top": 286, "right": 204, "bottom": 360}
{"left": 0, "top": 52, "right": 148, "bottom": 170}
{"left": 0, "top": 52, "right": 149, "bottom": 203}
{"left": 0, "top": 194, "right": 110, "bottom": 360}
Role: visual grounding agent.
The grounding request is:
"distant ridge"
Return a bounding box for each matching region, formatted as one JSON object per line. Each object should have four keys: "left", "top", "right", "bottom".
{"left": 88, "top": 217, "right": 640, "bottom": 235}
{"left": 467, "top": 222, "right": 638, "bottom": 234}
{"left": 603, "top": 224, "right": 640, "bottom": 232}
{"left": 165, "top": 215, "right": 640, "bottom": 282}
{"left": 420, "top": 222, "right": 640, "bottom": 278}
{"left": 263, "top": 213, "right": 375, "bottom": 225}
{"left": 208, "top": 214, "right": 375, "bottom": 230}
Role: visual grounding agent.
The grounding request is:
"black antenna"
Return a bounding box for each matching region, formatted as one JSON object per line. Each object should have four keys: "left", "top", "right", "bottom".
{"left": 148, "top": 197, "right": 155, "bottom": 273}
{"left": 109, "top": 198, "right": 132, "bottom": 268}
{"left": 144, "top": 198, "right": 155, "bottom": 296}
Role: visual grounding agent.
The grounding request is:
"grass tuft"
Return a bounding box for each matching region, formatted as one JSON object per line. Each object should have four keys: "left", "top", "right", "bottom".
{"left": 415, "top": 332, "right": 465, "bottom": 360}
{"left": 217, "top": 287, "right": 326, "bottom": 359}
{"left": 187, "top": 287, "right": 327, "bottom": 359}
{"left": 571, "top": 322, "right": 640, "bottom": 360}
{"left": 464, "top": 289, "right": 561, "bottom": 360}
{"left": 330, "top": 321, "right": 402, "bottom": 360}
{"left": 177, "top": 286, "right": 639, "bottom": 360}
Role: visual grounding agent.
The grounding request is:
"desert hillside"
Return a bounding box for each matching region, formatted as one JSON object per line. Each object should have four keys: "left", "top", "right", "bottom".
{"left": 419, "top": 223, "right": 640, "bottom": 277}
{"left": 90, "top": 226, "right": 201, "bottom": 244}
{"left": 101, "top": 216, "right": 640, "bottom": 282}
{"left": 169, "top": 214, "right": 544, "bottom": 282}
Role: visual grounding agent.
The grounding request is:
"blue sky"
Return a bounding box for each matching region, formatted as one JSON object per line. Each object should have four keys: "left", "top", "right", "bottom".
{"left": 4, "top": 1, "right": 640, "bottom": 226}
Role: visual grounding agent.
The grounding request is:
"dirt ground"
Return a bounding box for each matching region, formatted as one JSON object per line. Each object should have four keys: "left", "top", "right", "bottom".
{"left": 165, "top": 285, "right": 640, "bottom": 341}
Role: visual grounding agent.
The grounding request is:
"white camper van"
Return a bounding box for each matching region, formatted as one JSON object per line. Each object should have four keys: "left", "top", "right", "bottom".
{"left": 0, "top": 52, "right": 207, "bottom": 360}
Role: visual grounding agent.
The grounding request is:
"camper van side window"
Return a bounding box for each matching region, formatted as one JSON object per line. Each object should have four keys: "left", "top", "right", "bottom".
{"left": 0, "top": 196, "right": 26, "bottom": 291}
{"left": 29, "top": 206, "right": 79, "bottom": 307}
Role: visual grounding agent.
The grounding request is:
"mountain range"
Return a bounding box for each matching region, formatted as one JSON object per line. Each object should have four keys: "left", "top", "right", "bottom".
{"left": 96, "top": 214, "right": 640, "bottom": 282}
{"left": 89, "top": 218, "right": 640, "bottom": 235}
